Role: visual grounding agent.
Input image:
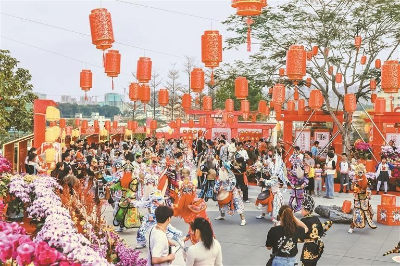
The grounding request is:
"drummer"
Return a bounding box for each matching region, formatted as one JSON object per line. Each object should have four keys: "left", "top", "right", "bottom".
{"left": 214, "top": 162, "right": 246, "bottom": 226}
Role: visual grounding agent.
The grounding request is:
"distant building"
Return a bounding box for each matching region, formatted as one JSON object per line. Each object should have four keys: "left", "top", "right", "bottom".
{"left": 104, "top": 93, "right": 123, "bottom": 112}
{"left": 61, "top": 95, "right": 72, "bottom": 103}
{"left": 34, "top": 92, "right": 46, "bottom": 99}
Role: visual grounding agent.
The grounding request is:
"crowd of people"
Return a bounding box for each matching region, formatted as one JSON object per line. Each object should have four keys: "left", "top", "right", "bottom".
{"left": 21, "top": 135, "right": 398, "bottom": 265}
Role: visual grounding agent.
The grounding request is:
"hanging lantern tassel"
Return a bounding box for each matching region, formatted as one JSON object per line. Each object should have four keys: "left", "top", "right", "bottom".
{"left": 85, "top": 91, "right": 88, "bottom": 101}
{"left": 111, "top": 77, "right": 114, "bottom": 90}
{"left": 103, "top": 51, "right": 106, "bottom": 68}
{"left": 293, "top": 85, "right": 299, "bottom": 101}
{"left": 246, "top": 17, "right": 253, "bottom": 52}
{"left": 210, "top": 69, "right": 215, "bottom": 86}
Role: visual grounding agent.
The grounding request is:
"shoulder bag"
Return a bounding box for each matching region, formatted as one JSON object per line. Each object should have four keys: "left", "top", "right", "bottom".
{"left": 266, "top": 236, "right": 290, "bottom": 266}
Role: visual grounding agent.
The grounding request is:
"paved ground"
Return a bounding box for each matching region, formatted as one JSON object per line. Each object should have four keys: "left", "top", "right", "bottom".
{"left": 104, "top": 186, "right": 400, "bottom": 265}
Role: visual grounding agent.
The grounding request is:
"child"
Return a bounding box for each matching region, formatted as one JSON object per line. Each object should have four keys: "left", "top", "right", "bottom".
{"left": 339, "top": 153, "right": 350, "bottom": 193}
{"left": 314, "top": 163, "right": 323, "bottom": 197}
{"left": 375, "top": 156, "right": 394, "bottom": 195}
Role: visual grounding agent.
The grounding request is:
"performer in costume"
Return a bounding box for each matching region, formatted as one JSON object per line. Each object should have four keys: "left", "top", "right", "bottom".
{"left": 348, "top": 163, "right": 377, "bottom": 233}
{"left": 174, "top": 169, "right": 197, "bottom": 222}
{"left": 135, "top": 190, "right": 183, "bottom": 249}
{"left": 198, "top": 168, "right": 217, "bottom": 202}
{"left": 157, "top": 159, "right": 180, "bottom": 207}
{"left": 110, "top": 162, "right": 141, "bottom": 232}
{"left": 288, "top": 150, "right": 308, "bottom": 212}
{"left": 383, "top": 241, "right": 400, "bottom": 256}
{"left": 214, "top": 162, "right": 246, "bottom": 226}
{"left": 300, "top": 194, "right": 333, "bottom": 266}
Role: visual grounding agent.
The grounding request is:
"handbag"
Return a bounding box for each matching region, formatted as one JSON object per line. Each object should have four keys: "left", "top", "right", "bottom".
{"left": 266, "top": 236, "right": 290, "bottom": 266}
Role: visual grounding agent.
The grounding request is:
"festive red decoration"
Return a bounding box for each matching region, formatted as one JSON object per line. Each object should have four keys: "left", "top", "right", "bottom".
{"left": 104, "top": 120, "right": 110, "bottom": 130}
{"left": 225, "top": 99, "right": 234, "bottom": 112}
{"left": 306, "top": 51, "right": 313, "bottom": 61}
{"left": 309, "top": 90, "right": 324, "bottom": 110}
{"left": 190, "top": 68, "right": 205, "bottom": 93}
{"left": 374, "top": 97, "right": 386, "bottom": 115}
{"left": 75, "top": 119, "right": 80, "bottom": 127}
{"left": 335, "top": 73, "right": 342, "bottom": 83}
{"left": 275, "top": 105, "right": 282, "bottom": 120}
{"left": 89, "top": 8, "right": 114, "bottom": 50}
{"left": 80, "top": 69, "right": 92, "bottom": 100}
{"left": 202, "top": 30, "right": 222, "bottom": 68}
{"left": 258, "top": 100, "right": 267, "bottom": 114}
{"left": 360, "top": 55, "right": 367, "bottom": 65}
{"left": 199, "top": 116, "right": 206, "bottom": 127}
{"left": 81, "top": 120, "right": 88, "bottom": 131}
{"left": 375, "top": 59, "right": 381, "bottom": 69}
{"left": 354, "top": 36, "right": 362, "bottom": 49}
{"left": 104, "top": 50, "right": 121, "bottom": 90}
{"left": 113, "top": 121, "right": 118, "bottom": 128}
{"left": 344, "top": 93, "right": 357, "bottom": 113}
{"left": 140, "top": 84, "right": 151, "bottom": 104}
{"left": 176, "top": 118, "right": 182, "bottom": 128}
{"left": 136, "top": 57, "right": 152, "bottom": 83}
{"left": 158, "top": 89, "right": 169, "bottom": 106}
{"left": 381, "top": 60, "right": 400, "bottom": 93}
{"left": 169, "top": 121, "right": 176, "bottom": 129}
{"left": 306, "top": 77, "right": 311, "bottom": 88}
{"left": 287, "top": 100, "right": 295, "bottom": 112}
{"left": 231, "top": 0, "right": 266, "bottom": 15}
{"left": 272, "top": 84, "right": 285, "bottom": 104}
{"left": 298, "top": 99, "right": 305, "bottom": 115}
{"left": 94, "top": 120, "right": 99, "bottom": 128}
{"left": 127, "top": 121, "right": 133, "bottom": 130}
{"left": 129, "top": 83, "right": 140, "bottom": 101}
{"left": 241, "top": 100, "right": 250, "bottom": 113}
{"left": 182, "top": 94, "right": 192, "bottom": 110}
{"left": 188, "top": 119, "right": 194, "bottom": 128}
{"left": 150, "top": 120, "right": 157, "bottom": 130}
{"left": 370, "top": 79, "right": 376, "bottom": 91}
{"left": 293, "top": 87, "right": 299, "bottom": 101}
{"left": 279, "top": 68, "right": 285, "bottom": 77}
{"left": 371, "top": 93, "right": 377, "bottom": 103}
{"left": 203, "top": 96, "right": 213, "bottom": 111}
{"left": 59, "top": 119, "right": 66, "bottom": 128}
{"left": 286, "top": 45, "right": 306, "bottom": 82}
{"left": 235, "top": 77, "right": 248, "bottom": 99}
{"left": 312, "top": 46, "right": 318, "bottom": 56}
{"left": 132, "top": 121, "right": 138, "bottom": 130}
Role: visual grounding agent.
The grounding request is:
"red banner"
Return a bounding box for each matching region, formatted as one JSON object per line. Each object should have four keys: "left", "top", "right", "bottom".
{"left": 65, "top": 126, "right": 72, "bottom": 136}
{"left": 81, "top": 126, "right": 99, "bottom": 135}
{"left": 109, "top": 126, "right": 125, "bottom": 135}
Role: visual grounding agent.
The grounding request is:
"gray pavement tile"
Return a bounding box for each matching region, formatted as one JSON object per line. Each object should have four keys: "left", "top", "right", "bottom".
{"left": 338, "top": 256, "right": 374, "bottom": 265}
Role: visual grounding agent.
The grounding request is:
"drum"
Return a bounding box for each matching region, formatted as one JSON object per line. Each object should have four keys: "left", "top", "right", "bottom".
{"left": 217, "top": 190, "right": 233, "bottom": 206}
{"left": 257, "top": 190, "right": 270, "bottom": 201}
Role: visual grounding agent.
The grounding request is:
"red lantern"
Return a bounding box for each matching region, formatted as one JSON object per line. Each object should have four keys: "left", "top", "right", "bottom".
{"left": 129, "top": 83, "right": 140, "bottom": 102}
{"left": 75, "top": 119, "right": 81, "bottom": 127}
{"left": 190, "top": 68, "right": 205, "bottom": 93}
{"left": 104, "top": 50, "right": 121, "bottom": 90}
{"left": 132, "top": 121, "right": 138, "bottom": 131}
{"left": 286, "top": 45, "right": 306, "bottom": 82}
{"left": 371, "top": 93, "right": 377, "bottom": 103}
{"left": 127, "top": 121, "right": 133, "bottom": 130}
{"left": 188, "top": 119, "right": 194, "bottom": 128}
{"left": 287, "top": 100, "right": 295, "bottom": 112}
{"left": 375, "top": 59, "right": 381, "bottom": 69}
{"left": 275, "top": 105, "right": 282, "bottom": 120}
{"left": 81, "top": 120, "right": 88, "bottom": 131}
{"left": 309, "top": 90, "right": 324, "bottom": 110}
{"left": 272, "top": 84, "right": 285, "bottom": 104}
{"left": 241, "top": 100, "right": 250, "bottom": 113}
{"left": 344, "top": 93, "right": 357, "bottom": 113}
{"left": 374, "top": 97, "right": 386, "bottom": 115}
{"left": 208, "top": 117, "right": 214, "bottom": 128}
{"left": 235, "top": 77, "right": 248, "bottom": 99}
{"left": 225, "top": 99, "right": 234, "bottom": 112}
{"left": 335, "top": 73, "right": 342, "bottom": 83}
{"left": 158, "top": 89, "right": 169, "bottom": 106}
{"left": 381, "top": 60, "right": 400, "bottom": 93}
{"left": 136, "top": 57, "right": 152, "bottom": 83}
{"left": 140, "top": 84, "right": 151, "bottom": 104}
{"left": 306, "top": 77, "right": 311, "bottom": 88}
{"left": 170, "top": 121, "right": 176, "bottom": 129}
{"left": 312, "top": 46, "right": 318, "bottom": 56}
{"left": 104, "top": 120, "right": 110, "bottom": 130}
{"left": 258, "top": 100, "right": 267, "bottom": 114}
{"left": 298, "top": 99, "right": 305, "bottom": 115}
{"left": 182, "top": 94, "right": 192, "bottom": 110}
{"left": 199, "top": 116, "right": 206, "bottom": 127}
{"left": 94, "top": 120, "right": 99, "bottom": 128}
{"left": 231, "top": 0, "right": 266, "bottom": 15}
{"left": 360, "top": 55, "right": 367, "bottom": 65}
{"left": 89, "top": 8, "right": 114, "bottom": 50}
{"left": 113, "top": 121, "right": 118, "bottom": 128}
{"left": 354, "top": 36, "right": 362, "bottom": 49}
{"left": 279, "top": 68, "right": 285, "bottom": 77}
{"left": 202, "top": 30, "right": 222, "bottom": 68}
{"left": 264, "top": 106, "right": 270, "bottom": 116}
{"left": 270, "top": 101, "right": 274, "bottom": 108}
{"left": 150, "top": 120, "right": 157, "bottom": 130}
{"left": 59, "top": 119, "right": 66, "bottom": 128}
{"left": 370, "top": 79, "right": 376, "bottom": 91}
{"left": 176, "top": 118, "right": 182, "bottom": 128}
{"left": 306, "top": 51, "right": 313, "bottom": 61}
{"left": 203, "top": 96, "right": 212, "bottom": 111}
{"left": 293, "top": 88, "right": 299, "bottom": 101}
{"left": 80, "top": 70, "right": 92, "bottom": 100}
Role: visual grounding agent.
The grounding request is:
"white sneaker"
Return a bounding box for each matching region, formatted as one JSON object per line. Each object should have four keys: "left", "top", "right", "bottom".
{"left": 347, "top": 228, "right": 353, "bottom": 234}
{"left": 240, "top": 220, "right": 247, "bottom": 226}
{"left": 244, "top": 200, "right": 250, "bottom": 203}
{"left": 136, "top": 244, "right": 146, "bottom": 249}
{"left": 256, "top": 215, "right": 265, "bottom": 219}
{"left": 215, "top": 216, "right": 225, "bottom": 220}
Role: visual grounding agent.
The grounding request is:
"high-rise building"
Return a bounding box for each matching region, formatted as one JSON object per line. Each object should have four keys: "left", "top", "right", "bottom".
{"left": 61, "top": 95, "right": 72, "bottom": 103}
{"left": 104, "top": 93, "right": 123, "bottom": 112}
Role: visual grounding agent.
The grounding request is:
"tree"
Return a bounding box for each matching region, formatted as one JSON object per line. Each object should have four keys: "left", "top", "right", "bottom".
{"left": 182, "top": 56, "right": 197, "bottom": 94}
{"left": 165, "top": 64, "right": 184, "bottom": 121}
{"left": 149, "top": 69, "right": 163, "bottom": 119}
{"left": 0, "top": 50, "right": 37, "bottom": 137}
{"left": 223, "top": 0, "right": 400, "bottom": 152}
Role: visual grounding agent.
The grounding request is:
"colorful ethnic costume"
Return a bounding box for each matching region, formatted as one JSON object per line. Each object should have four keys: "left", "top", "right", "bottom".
{"left": 348, "top": 164, "right": 377, "bottom": 233}
{"left": 198, "top": 164, "right": 217, "bottom": 202}
{"left": 158, "top": 166, "right": 180, "bottom": 207}
{"left": 288, "top": 154, "right": 308, "bottom": 212}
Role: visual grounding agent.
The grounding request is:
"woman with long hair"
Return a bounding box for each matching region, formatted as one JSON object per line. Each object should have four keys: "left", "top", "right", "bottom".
{"left": 266, "top": 205, "right": 308, "bottom": 266}
{"left": 185, "top": 217, "right": 222, "bottom": 266}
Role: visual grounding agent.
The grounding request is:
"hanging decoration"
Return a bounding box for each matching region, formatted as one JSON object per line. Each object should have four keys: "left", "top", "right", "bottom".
{"left": 344, "top": 93, "right": 357, "bottom": 113}
{"left": 354, "top": 36, "right": 362, "bottom": 50}
{"left": 375, "top": 59, "right": 381, "bottom": 69}
{"left": 374, "top": 97, "right": 386, "bottom": 115}
{"left": 199, "top": 116, "right": 206, "bottom": 127}
{"left": 225, "top": 99, "right": 234, "bottom": 112}
{"left": 235, "top": 77, "right": 249, "bottom": 99}
{"left": 306, "top": 77, "right": 311, "bottom": 88}
{"left": 309, "top": 90, "right": 324, "bottom": 110}
{"left": 89, "top": 8, "right": 114, "bottom": 51}
{"left": 272, "top": 84, "right": 285, "bottom": 105}
{"left": 381, "top": 60, "right": 400, "bottom": 93}
{"left": 188, "top": 119, "right": 194, "bottom": 128}
{"left": 286, "top": 45, "right": 306, "bottom": 101}
{"left": 140, "top": 84, "right": 151, "bottom": 112}
{"left": 80, "top": 69, "right": 92, "bottom": 101}
{"left": 231, "top": 0, "right": 267, "bottom": 51}
{"left": 370, "top": 79, "right": 376, "bottom": 91}
{"left": 158, "top": 89, "right": 169, "bottom": 114}
{"left": 287, "top": 100, "right": 295, "bottom": 112}
{"left": 104, "top": 50, "right": 121, "bottom": 90}
{"left": 150, "top": 120, "right": 157, "bottom": 130}
{"left": 279, "top": 68, "right": 285, "bottom": 77}
{"left": 312, "top": 46, "right": 318, "bottom": 56}
{"left": 182, "top": 93, "right": 192, "bottom": 110}
{"left": 129, "top": 82, "right": 141, "bottom": 110}
{"left": 81, "top": 120, "right": 88, "bottom": 131}
{"left": 335, "top": 73, "right": 342, "bottom": 83}
{"left": 201, "top": 30, "right": 222, "bottom": 86}
{"left": 360, "top": 55, "right": 367, "bottom": 65}
{"left": 190, "top": 68, "right": 205, "bottom": 93}
{"left": 203, "top": 96, "right": 212, "bottom": 111}
{"left": 258, "top": 100, "right": 267, "bottom": 115}
{"left": 298, "top": 99, "right": 305, "bottom": 115}
{"left": 137, "top": 57, "right": 152, "bottom": 83}
{"left": 371, "top": 93, "right": 377, "bottom": 103}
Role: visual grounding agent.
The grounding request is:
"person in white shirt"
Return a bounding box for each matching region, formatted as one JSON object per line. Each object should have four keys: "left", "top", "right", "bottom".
{"left": 185, "top": 217, "right": 222, "bottom": 266}
{"left": 324, "top": 152, "right": 336, "bottom": 199}
{"left": 339, "top": 153, "right": 350, "bottom": 193}
{"left": 227, "top": 138, "right": 237, "bottom": 161}
{"left": 147, "top": 206, "right": 176, "bottom": 266}
{"left": 236, "top": 142, "right": 249, "bottom": 162}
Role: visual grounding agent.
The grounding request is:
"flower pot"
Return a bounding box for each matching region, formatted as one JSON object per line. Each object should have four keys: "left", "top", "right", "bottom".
{"left": 21, "top": 214, "right": 36, "bottom": 235}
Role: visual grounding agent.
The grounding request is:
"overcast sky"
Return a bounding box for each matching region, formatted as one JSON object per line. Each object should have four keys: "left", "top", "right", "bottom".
{"left": 0, "top": 0, "right": 281, "bottom": 102}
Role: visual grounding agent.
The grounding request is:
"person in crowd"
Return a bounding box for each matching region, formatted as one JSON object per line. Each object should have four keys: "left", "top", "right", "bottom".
{"left": 236, "top": 142, "right": 249, "bottom": 163}
{"left": 314, "top": 163, "right": 323, "bottom": 197}
{"left": 266, "top": 205, "right": 308, "bottom": 266}
{"left": 51, "top": 162, "right": 66, "bottom": 184}
{"left": 375, "top": 156, "right": 394, "bottom": 195}
{"left": 304, "top": 151, "right": 315, "bottom": 195}
{"left": 219, "top": 139, "right": 228, "bottom": 164}
{"left": 310, "top": 141, "right": 319, "bottom": 161}
{"left": 339, "top": 153, "right": 350, "bottom": 193}
{"left": 324, "top": 152, "right": 336, "bottom": 199}
{"left": 26, "top": 153, "right": 47, "bottom": 175}
{"left": 24, "top": 147, "right": 37, "bottom": 173}
{"left": 147, "top": 206, "right": 177, "bottom": 266}
{"left": 185, "top": 217, "right": 222, "bottom": 266}
{"left": 228, "top": 138, "right": 237, "bottom": 161}
{"left": 232, "top": 156, "right": 249, "bottom": 203}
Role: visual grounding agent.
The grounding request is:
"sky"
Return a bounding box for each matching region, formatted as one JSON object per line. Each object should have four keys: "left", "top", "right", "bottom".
{"left": 0, "top": 0, "right": 281, "bottom": 102}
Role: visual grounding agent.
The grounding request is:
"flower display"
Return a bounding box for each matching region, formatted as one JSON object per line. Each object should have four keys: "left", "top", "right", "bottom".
{"left": 0, "top": 155, "right": 12, "bottom": 175}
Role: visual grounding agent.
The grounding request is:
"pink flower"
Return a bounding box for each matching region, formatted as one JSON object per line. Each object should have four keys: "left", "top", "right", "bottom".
{"left": 0, "top": 240, "right": 12, "bottom": 263}
{"left": 16, "top": 242, "right": 35, "bottom": 265}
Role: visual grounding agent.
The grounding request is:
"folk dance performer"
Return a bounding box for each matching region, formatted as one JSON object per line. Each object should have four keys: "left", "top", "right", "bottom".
{"left": 214, "top": 162, "right": 246, "bottom": 226}
{"left": 348, "top": 163, "right": 377, "bottom": 234}
{"left": 157, "top": 157, "right": 180, "bottom": 207}
{"left": 288, "top": 148, "right": 308, "bottom": 212}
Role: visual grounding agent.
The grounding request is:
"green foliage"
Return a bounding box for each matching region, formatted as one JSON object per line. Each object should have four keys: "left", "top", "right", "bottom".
{"left": 57, "top": 103, "right": 121, "bottom": 118}
{"left": 0, "top": 50, "right": 37, "bottom": 135}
